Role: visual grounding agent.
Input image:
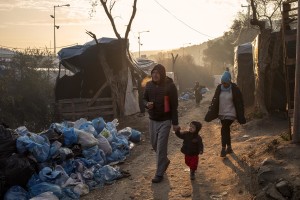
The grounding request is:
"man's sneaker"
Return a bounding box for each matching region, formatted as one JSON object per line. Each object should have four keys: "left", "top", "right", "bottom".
{"left": 190, "top": 170, "right": 195, "bottom": 180}
{"left": 220, "top": 148, "right": 226, "bottom": 157}
{"left": 226, "top": 147, "right": 233, "bottom": 154}
{"left": 152, "top": 175, "right": 163, "bottom": 183}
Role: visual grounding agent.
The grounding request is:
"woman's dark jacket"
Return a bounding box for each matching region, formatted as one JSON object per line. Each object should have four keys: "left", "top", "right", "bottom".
{"left": 205, "top": 83, "right": 246, "bottom": 124}
{"left": 143, "top": 77, "right": 178, "bottom": 125}
{"left": 175, "top": 130, "right": 203, "bottom": 156}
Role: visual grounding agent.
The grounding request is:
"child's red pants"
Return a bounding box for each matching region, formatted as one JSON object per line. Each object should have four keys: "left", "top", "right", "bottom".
{"left": 185, "top": 155, "right": 199, "bottom": 171}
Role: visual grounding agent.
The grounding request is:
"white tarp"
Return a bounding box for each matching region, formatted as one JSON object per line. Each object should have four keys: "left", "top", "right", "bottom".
{"left": 124, "top": 69, "right": 140, "bottom": 115}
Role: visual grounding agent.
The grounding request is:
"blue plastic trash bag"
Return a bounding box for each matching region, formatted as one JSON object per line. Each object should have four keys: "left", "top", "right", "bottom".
{"left": 16, "top": 133, "right": 50, "bottom": 162}
{"left": 49, "top": 123, "right": 66, "bottom": 133}
{"left": 54, "top": 165, "right": 70, "bottom": 187}
{"left": 85, "top": 180, "right": 102, "bottom": 191}
{"left": 130, "top": 129, "right": 141, "bottom": 143}
{"left": 75, "top": 129, "right": 98, "bottom": 149}
{"left": 49, "top": 141, "right": 62, "bottom": 158}
{"left": 61, "top": 159, "right": 75, "bottom": 176}
{"left": 61, "top": 187, "right": 80, "bottom": 199}
{"left": 58, "top": 147, "right": 74, "bottom": 161}
{"left": 79, "top": 122, "right": 98, "bottom": 137}
{"left": 15, "top": 126, "right": 29, "bottom": 136}
{"left": 27, "top": 173, "right": 42, "bottom": 188}
{"left": 29, "top": 182, "right": 62, "bottom": 199}
{"left": 96, "top": 133, "right": 112, "bottom": 155}
{"left": 117, "top": 127, "right": 132, "bottom": 139}
{"left": 39, "top": 167, "right": 61, "bottom": 183}
{"left": 29, "top": 191, "right": 59, "bottom": 200}
{"left": 82, "top": 145, "right": 105, "bottom": 164}
{"left": 100, "top": 128, "right": 113, "bottom": 143}
{"left": 106, "top": 148, "right": 127, "bottom": 164}
{"left": 73, "top": 118, "right": 87, "bottom": 129}
{"left": 93, "top": 165, "right": 122, "bottom": 184}
{"left": 62, "top": 128, "right": 78, "bottom": 146}
{"left": 4, "top": 186, "right": 28, "bottom": 200}
{"left": 73, "top": 183, "right": 89, "bottom": 196}
{"left": 200, "top": 87, "right": 209, "bottom": 94}
{"left": 78, "top": 158, "right": 98, "bottom": 168}
{"left": 92, "top": 117, "right": 106, "bottom": 134}
{"left": 105, "top": 119, "right": 119, "bottom": 143}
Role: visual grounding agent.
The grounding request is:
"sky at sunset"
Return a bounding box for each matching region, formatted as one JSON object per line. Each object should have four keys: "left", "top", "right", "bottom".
{"left": 0, "top": 0, "right": 248, "bottom": 54}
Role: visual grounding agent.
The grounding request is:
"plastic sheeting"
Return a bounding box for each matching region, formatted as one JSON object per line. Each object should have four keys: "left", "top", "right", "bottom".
{"left": 233, "top": 42, "right": 255, "bottom": 107}
{"left": 252, "top": 32, "right": 286, "bottom": 113}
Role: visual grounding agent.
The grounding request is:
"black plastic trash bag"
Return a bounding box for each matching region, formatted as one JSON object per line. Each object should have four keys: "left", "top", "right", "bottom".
{"left": 4, "top": 154, "right": 37, "bottom": 189}
{"left": 0, "top": 125, "right": 19, "bottom": 168}
{"left": 40, "top": 129, "right": 64, "bottom": 144}
{"left": 0, "top": 170, "right": 6, "bottom": 199}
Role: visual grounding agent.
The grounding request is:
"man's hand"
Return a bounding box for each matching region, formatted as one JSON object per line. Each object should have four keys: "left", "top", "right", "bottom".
{"left": 146, "top": 102, "right": 154, "bottom": 109}
{"left": 173, "top": 125, "right": 180, "bottom": 132}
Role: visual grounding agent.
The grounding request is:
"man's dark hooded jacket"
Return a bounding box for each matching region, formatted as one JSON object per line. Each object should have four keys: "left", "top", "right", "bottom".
{"left": 143, "top": 64, "right": 178, "bottom": 125}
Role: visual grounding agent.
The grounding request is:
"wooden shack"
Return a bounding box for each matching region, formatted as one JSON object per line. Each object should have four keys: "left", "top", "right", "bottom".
{"left": 54, "top": 38, "right": 145, "bottom": 121}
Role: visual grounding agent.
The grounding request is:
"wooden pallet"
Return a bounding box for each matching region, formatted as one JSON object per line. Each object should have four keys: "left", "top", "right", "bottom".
{"left": 56, "top": 97, "right": 116, "bottom": 121}
{"left": 55, "top": 81, "right": 117, "bottom": 121}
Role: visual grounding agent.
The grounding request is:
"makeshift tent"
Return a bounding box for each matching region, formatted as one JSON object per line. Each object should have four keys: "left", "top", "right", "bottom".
{"left": 55, "top": 38, "right": 145, "bottom": 121}
{"left": 233, "top": 42, "right": 255, "bottom": 107}
{"left": 252, "top": 31, "right": 286, "bottom": 113}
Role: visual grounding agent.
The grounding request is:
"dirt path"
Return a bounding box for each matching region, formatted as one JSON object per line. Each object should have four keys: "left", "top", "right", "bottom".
{"left": 83, "top": 91, "right": 291, "bottom": 200}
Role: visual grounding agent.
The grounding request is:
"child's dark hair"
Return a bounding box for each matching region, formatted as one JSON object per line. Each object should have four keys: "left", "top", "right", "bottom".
{"left": 191, "top": 121, "right": 202, "bottom": 133}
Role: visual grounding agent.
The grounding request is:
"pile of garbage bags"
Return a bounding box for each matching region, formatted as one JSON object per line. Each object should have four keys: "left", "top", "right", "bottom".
{"left": 179, "top": 87, "right": 209, "bottom": 101}
{"left": 0, "top": 117, "right": 141, "bottom": 200}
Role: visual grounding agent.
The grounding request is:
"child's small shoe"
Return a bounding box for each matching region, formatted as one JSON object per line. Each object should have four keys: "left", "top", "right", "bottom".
{"left": 226, "top": 147, "right": 233, "bottom": 154}
{"left": 190, "top": 170, "right": 195, "bottom": 180}
{"left": 220, "top": 148, "right": 226, "bottom": 157}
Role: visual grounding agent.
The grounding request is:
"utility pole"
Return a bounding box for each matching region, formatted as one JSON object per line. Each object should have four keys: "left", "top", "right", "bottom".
{"left": 138, "top": 30, "right": 149, "bottom": 58}
{"left": 50, "top": 4, "right": 70, "bottom": 56}
{"left": 293, "top": 0, "right": 300, "bottom": 143}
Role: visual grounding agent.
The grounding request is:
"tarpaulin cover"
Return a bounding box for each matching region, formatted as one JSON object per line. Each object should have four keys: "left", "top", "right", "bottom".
{"left": 233, "top": 42, "right": 255, "bottom": 107}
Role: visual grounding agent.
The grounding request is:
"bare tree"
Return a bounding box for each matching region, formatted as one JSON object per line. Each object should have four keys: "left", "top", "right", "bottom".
{"left": 250, "top": 0, "right": 283, "bottom": 30}
{"left": 92, "top": 0, "right": 138, "bottom": 117}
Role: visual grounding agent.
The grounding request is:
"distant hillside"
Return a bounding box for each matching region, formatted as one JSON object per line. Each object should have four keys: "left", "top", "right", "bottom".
{"left": 130, "top": 28, "right": 259, "bottom": 67}
{"left": 131, "top": 41, "right": 208, "bottom": 66}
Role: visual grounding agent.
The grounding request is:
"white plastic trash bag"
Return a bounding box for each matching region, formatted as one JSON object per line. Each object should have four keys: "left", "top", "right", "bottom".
{"left": 76, "top": 129, "right": 98, "bottom": 149}
{"left": 29, "top": 192, "right": 59, "bottom": 200}
{"left": 96, "top": 133, "right": 112, "bottom": 155}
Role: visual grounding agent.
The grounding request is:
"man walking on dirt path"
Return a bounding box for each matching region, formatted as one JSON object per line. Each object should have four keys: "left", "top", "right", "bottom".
{"left": 143, "top": 64, "right": 179, "bottom": 183}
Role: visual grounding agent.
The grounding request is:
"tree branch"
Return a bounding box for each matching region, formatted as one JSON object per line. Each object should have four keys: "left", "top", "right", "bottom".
{"left": 125, "top": 0, "right": 137, "bottom": 40}
{"left": 250, "top": 0, "right": 266, "bottom": 30}
{"left": 100, "top": 0, "right": 121, "bottom": 39}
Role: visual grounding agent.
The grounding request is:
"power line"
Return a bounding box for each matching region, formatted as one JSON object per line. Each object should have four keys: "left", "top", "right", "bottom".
{"left": 153, "top": 0, "right": 213, "bottom": 38}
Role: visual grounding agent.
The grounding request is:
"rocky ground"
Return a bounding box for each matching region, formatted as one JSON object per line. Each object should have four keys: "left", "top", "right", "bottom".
{"left": 82, "top": 90, "right": 300, "bottom": 200}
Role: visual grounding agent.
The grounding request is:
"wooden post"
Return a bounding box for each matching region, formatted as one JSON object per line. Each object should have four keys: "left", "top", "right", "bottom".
{"left": 292, "top": 0, "right": 300, "bottom": 143}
